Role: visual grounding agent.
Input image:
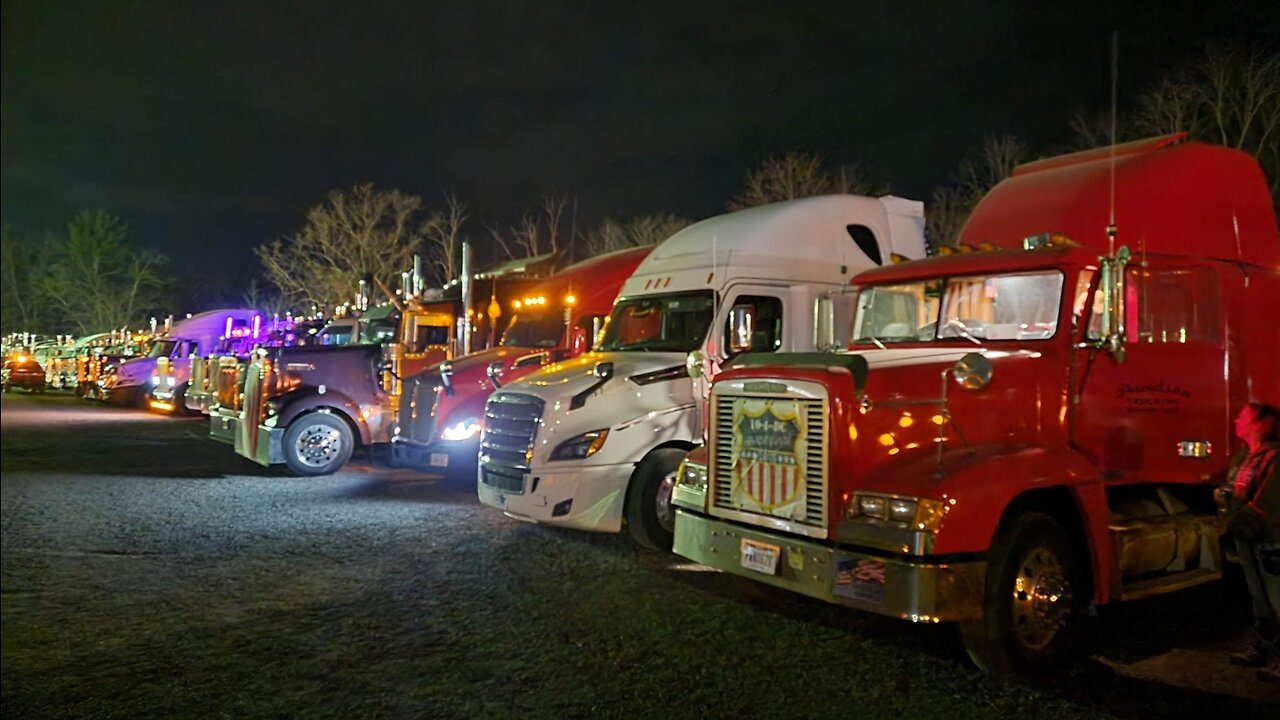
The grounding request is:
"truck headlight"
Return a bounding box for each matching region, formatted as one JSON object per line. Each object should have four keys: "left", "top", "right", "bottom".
{"left": 440, "top": 417, "right": 482, "bottom": 442}
{"left": 549, "top": 429, "right": 609, "bottom": 461}
{"left": 150, "top": 375, "right": 160, "bottom": 385}
{"left": 677, "top": 459, "right": 708, "bottom": 490}
{"left": 166, "top": 377, "right": 176, "bottom": 387}
{"left": 850, "top": 493, "right": 948, "bottom": 532}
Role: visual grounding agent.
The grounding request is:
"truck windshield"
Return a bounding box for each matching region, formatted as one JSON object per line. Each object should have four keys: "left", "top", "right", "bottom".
{"left": 318, "top": 325, "right": 353, "bottom": 346}
{"left": 597, "top": 291, "right": 715, "bottom": 353}
{"left": 854, "top": 270, "right": 1064, "bottom": 343}
{"left": 148, "top": 340, "right": 177, "bottom": 358}
{"left": 501, "top": 312, "right": 564, "bottom": 348}
{"left": 364, "top": 319, "right": 398, "bottom": 344}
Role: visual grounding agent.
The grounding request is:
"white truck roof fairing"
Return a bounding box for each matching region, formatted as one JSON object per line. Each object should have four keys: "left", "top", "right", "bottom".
{"left": 620, "top": 194, "right": 926, "bottom": 299}
{"left": 166, "top": 308, "right": 261, "bottom": 356}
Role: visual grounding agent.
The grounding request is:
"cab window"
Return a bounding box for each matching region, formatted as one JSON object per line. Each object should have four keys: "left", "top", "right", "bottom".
{"left": 1128, "top": 266, "right": 1220, "bottom": 344}
{"left": 725, "top": 295, "right": 784, "bottom": 353}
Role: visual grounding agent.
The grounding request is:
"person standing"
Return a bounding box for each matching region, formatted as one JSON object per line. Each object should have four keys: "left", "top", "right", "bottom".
{"left": 1225, "top": 402, "right": 1280, "bottom": 683}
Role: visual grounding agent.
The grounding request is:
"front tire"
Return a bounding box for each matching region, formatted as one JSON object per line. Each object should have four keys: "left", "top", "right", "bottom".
{"left": 959, "top": 511, "right": 1087, "bottom": 677}
{"left": 282, "top": 412, "right": 355, "bottom": 476}
{"left": 625, "top": 448, "right": 686, "bottom": 551}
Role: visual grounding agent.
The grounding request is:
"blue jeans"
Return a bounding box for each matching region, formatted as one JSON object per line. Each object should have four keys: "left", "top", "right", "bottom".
{"left": 1236, "top": 537, "right": 1280, "bottom": 643}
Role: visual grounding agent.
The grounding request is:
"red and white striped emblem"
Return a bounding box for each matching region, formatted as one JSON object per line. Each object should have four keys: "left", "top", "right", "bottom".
{"left": 736, "top": 459, "right": 801, "bottom": 507}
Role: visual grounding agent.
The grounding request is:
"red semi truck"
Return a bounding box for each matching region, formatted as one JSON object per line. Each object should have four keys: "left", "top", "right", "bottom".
{"left": 670, "top": 135, "right": 1280, "bottom": 675}
{"left": 390, "top": 246, "right": 653, "bottom": 476}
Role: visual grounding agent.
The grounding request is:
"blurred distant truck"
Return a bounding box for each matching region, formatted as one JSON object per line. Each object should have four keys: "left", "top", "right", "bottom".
{"left": 97, "top": 309, "right": 261, "bottom": 408}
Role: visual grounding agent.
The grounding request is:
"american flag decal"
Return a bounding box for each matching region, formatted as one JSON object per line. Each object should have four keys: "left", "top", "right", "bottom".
{"left": 729, "top": 398, "right": 807, "bottom": 517}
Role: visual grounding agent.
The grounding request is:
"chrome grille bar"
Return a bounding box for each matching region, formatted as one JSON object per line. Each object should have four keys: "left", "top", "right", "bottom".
{"left": 479, "top": 391, "right": 544, "bottom": 494}
{"left": 710, "top": 389, "right": 829, "bottom": 538}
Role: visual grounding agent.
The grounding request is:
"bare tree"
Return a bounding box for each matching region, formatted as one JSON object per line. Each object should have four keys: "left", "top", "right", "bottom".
{"left": 256, "top": 183, "right": 426, "bottom": 308}
{"left": 490, "top": 194, "right": 570, "bottom": 260}
{"left": 242, "top": 277, "right": 293, "bottom": 319}
{"left": 1133, "top": 47, "right": 1279, "bottom": 193}
{"left": 0, "top": 224, "right": 54, "bottom": 332}
{"left": 582, "top": 213, "right": 691, "bottom": 257}
{"left": 727, "top": 152, "right": 885, "bottom": 210}
{"left": 423, "top": 193, "right": 468, "bottom": 286}
{"left": 926, "top": 136, "right": 1028, "bottom": 248}
{"left": 35, "top": 210, "right": 169, "bottom": 334}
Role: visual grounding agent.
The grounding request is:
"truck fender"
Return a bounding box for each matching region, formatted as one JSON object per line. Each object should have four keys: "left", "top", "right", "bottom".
{"left": 275, "top": 390, "right": 371, "bottom": 445}
{"left": 927, "top": 446, "right": 1110, "bottom": 604}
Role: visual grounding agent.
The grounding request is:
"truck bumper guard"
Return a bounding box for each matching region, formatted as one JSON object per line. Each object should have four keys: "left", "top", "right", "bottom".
{"left": 673, "top": 509, "right": 987, "bottom": 623}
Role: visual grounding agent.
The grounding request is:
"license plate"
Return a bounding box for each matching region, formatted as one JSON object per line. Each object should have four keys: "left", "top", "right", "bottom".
{"left": 430, "top": 453, "right": 449, "bottom": 467}
{"left": 739, "top": 539, "right": 781, "bottom": 575}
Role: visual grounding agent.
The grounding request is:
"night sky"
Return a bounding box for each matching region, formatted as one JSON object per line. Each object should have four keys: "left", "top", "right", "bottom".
{"left": 2, "top": 1, "right": 1275, "bottom": 292}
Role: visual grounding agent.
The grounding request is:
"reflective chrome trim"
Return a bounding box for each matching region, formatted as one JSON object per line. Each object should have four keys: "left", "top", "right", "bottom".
{"left": 478, "top": 391, "right": 544, "bottom": 494}
{"left": 708, "top": 379, "right": 829, "bottom": 539}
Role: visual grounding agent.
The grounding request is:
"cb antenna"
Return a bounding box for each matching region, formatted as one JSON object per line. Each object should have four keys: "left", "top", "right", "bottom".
{"left": 1107, "top": 30, "right": 1119, "bottom": 256}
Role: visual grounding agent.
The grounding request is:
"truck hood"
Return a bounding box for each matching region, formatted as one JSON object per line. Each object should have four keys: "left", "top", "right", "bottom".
{"left": 444, "top": 345, "right": 552, "bottom": 380}
{"left": 111, "top": 356, "right": 159, "bottom": 387}
{"left": 506, "top": 350, "right": 695, "bottom": 422}
{"left": 518, "top": 350, "right": 688, "bottom": 393}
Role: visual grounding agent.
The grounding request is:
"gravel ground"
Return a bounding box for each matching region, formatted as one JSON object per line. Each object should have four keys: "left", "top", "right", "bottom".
{"left": 2, "top": 393, "right": 1277, "bottom": 718}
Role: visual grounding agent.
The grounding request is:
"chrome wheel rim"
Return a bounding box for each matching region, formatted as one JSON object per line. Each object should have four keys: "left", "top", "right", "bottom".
{"left": 1010, "top": 546, "right": 1071, "bottom": 653}
{"left": 655, "top": 469, "right": 677, "bottom": 532}
{"left": 295, "top": 423, "right": 342, "bottom": 468}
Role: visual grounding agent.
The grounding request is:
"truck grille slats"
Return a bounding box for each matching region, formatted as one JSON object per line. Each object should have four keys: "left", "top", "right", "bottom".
{"left": 397, "top": 376, "right": 439, "bottom": 443}
{"left": 711, "top": 393, "right": 828, "bottom": 531}
{"left": 478, "top": 391, "right": 543, "bottom": 494}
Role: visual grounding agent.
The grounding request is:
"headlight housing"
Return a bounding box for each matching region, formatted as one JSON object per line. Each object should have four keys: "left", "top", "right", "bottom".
{"left": 439, "top": 417, "right": 482, "bottom": 442}
{"left": 848, "top": 493, "right": 948, "bottom": 532}
{"left": 549, "top": 429, "right": 609, "bottom": 461}
{"left": 676, "top": 459, "right": 708, "bottom": 490}
{"left": 150, "top": 375, "right": 160, "bottom": 385}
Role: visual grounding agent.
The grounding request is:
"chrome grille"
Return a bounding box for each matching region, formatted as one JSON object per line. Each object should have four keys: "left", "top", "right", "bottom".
{"left": 398, "top": 375, "right": 440, "bottom": 443}
{"left": 479, "top": 391, "right": 543, "bottom": 494}
{"left": 711, "top": 393, "right": 828, "bottom": 532}
{"left": 190, "top": 356, "right": 208, "bottom": 395}
{"left": 215, "top": 357, "right": 243, "bottom": 410}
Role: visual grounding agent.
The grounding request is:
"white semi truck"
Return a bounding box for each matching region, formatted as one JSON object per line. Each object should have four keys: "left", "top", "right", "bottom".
{"left": 476, "top": 194, "right": 928, "bottom": 549}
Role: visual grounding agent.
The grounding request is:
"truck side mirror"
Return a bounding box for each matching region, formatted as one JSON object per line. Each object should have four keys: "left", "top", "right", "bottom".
{"left": 570, "top": 325, "right": 589, "bottom": 356}
{"left": 686, "top": 349, "right": 708, "bottom": 380}
{"left": 487, "top": 360, "right": 504, "bottom": 389}
{"left": 593, "top": 361, "right": 614, "bottom": 381}
{"left": 727, "top": 305, "right": 755, "bottom": 354}
{"left": 951, "top": 352, "right": 993, "bottom": 390}
{"left": 813, "top": 296, "right": 836, "bottom": 351}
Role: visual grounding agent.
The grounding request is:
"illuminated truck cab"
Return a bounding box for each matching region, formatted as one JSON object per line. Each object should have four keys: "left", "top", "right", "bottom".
{"left": 391, "top": 246, "right": 652, "bottom": 478}
{"left": 671, "top": 136, "right": 1280, "bottom": 675}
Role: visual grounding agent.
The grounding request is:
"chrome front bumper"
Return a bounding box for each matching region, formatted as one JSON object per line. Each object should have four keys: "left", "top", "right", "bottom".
{"left": 209, "top": 412, "right": 238, "bottom": 445}
{"left": 234, "top": 423, "right": 283, "bottom": 466}
{"left": 672, "top": 509, "right": 986, "bottom": 622}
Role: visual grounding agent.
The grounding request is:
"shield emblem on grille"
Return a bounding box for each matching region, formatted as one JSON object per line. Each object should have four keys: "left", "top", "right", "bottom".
{"left": 729, "top": 398, "right": 807, "bottom": 519}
